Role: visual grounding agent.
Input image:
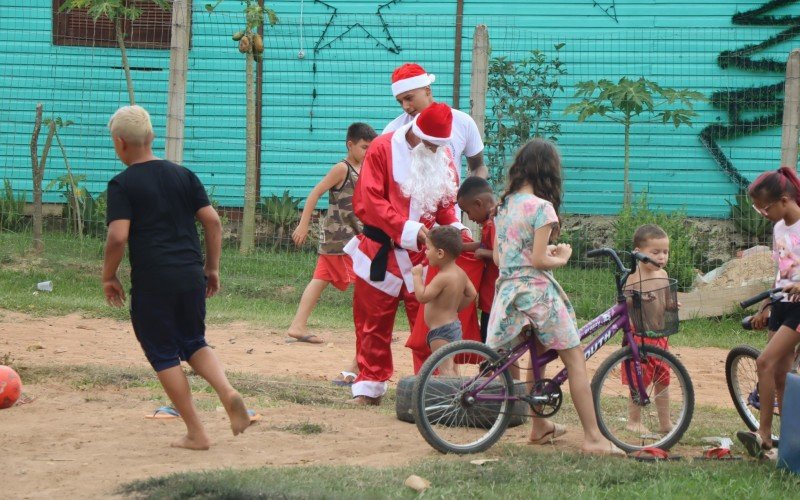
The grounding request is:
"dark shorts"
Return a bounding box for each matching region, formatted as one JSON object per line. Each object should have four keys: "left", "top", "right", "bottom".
{"left": 427, "top": 320, "right": 462, "bottom": 346}
{"left": 768, "top": 302, "right": 800, "bottom": 332}
{"left": 130, "top": 285, "right": 208, "bottom": 372}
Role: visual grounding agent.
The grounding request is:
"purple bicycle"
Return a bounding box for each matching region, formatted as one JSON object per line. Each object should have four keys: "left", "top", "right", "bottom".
{"left": 412, "top": 247, "right": 694, "bottom": 454}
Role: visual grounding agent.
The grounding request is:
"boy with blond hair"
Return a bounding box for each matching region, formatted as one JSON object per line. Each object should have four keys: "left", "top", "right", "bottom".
{"left": 411, "top": 226, "right": 477, "bottom": 375}
{"left": 102, "top": 105, "right": 251, "bottom": 450}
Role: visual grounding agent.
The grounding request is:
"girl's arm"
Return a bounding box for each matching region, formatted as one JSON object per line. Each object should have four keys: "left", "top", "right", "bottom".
{"left": 531, "top": 224, "right": 572, "bottom": 270}
{"left": 292, "top": 162, "right": 348, "bottom": 246}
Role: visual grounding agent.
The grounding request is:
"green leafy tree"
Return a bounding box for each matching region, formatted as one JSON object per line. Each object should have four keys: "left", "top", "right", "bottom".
{"left": 59, "top": 0, "right": 170, "bottom": 105}
{"left": 564, "top": 77, "right": 705, "bottom": 207}
{"left": 207, "top": 0, "right": 278, "bottom": 254}
{"left": 484, "top": 45, "right": 567, "bottom": 187}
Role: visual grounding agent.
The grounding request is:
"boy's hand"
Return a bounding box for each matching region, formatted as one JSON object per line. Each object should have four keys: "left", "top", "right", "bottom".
{"left": 103, "top": 276, "right": 126, "bottom": 307}
{"left": 411, "top": 264, "right": 424, "bottom": 277}
{"left": 205, "top": 269, "right": 220, "bottom": 298}
{"left": 292, "top": 222, "right": 309, "bottom": 246}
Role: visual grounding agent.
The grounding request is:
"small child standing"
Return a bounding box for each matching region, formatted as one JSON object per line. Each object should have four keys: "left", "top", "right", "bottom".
{"left": 456, "top": 176, "right": 499, "bottom": 344}
{"left": 411, "top": 226, "right": 477, "bottom": 376}
{"left": 102, "top": 105, "right": 251, "bottom": 450}
{"left": 288, "top": 122, "right": 377, "bottom": 385}
{"left": 622, "top": 224, "right": 675, "bottom": 435}
{"left": 737, "top": 167, "right": 800, "bottom": 460}
{"left": 487, "top": 138, "right": 623, "bottom": 456}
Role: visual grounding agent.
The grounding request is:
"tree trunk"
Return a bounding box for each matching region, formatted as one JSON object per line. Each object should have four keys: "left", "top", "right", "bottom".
{"left": 240, "top": 50, "right": 257, "bottom": 254}
{"left": 623, "top": 119, "right": 632, "bottom": 207}
{"left": 29, "top": 104, "right": 55, "bottom": 254}
{"left": 116, "top": 20, "right": 136, "bottom": 105}
{"left": 55, "top": 131, "right": 83, "bottom": 238}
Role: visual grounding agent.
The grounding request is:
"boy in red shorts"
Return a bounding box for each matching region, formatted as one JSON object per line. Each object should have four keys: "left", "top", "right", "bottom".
{"left": 622, "top": 224, "right": 675, "bottom": 435}
{"left": 289, "top": 123, "right": 377, "bottom": 382}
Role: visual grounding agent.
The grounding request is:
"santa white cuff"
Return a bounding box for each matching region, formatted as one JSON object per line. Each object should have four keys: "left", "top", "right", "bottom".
{"left": 391, "top": 73, "right": 435, "bottom": 96}
{"left": 412, "top": 120, "right": 451, "bottom": 146}
{"left": 401, "top": 220, "right": 424, "bottom": 251}
{"left": 352, "top": 380, "right": 388, "bottom": 398}
{"left": 450, "top": 221, "right": 471, "bottom": 238}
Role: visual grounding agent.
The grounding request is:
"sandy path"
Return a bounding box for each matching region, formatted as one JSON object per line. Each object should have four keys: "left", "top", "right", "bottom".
{"left": 0, "top": 310, "right": 735, "bottom": 498}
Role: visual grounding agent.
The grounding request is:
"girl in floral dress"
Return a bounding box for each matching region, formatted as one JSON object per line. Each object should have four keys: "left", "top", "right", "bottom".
{"left": 487, "top": 139, "right": 624, "bottom": 456}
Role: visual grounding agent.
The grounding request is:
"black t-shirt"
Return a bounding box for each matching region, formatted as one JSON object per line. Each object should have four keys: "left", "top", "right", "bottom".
{"left": 106, "top": 160, "right": 210, "bottom": 293}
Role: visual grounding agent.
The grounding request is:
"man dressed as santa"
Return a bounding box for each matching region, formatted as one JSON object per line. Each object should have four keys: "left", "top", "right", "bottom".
{"left": 343, "top": 103, "right": 464, "bottom": 405}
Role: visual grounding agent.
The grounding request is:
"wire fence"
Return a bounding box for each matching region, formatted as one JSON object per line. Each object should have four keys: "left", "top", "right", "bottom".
{"left": 1, "top": 3, "right": 796, "bottom": 318}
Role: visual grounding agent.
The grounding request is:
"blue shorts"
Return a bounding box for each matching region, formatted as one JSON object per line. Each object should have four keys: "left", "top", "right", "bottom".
{"left": 427, "top": 320, "right": 462, "bottom": 346}
{"left": 130, "top": 285, "right": 208, "bottom": 372}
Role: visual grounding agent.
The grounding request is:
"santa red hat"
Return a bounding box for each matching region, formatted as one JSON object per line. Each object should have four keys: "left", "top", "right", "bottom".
{"left": 411, "top": 102, "right": 452, "bottom": 146}
{"left": 391, "top": 63, "right": 436, "bottom": 96}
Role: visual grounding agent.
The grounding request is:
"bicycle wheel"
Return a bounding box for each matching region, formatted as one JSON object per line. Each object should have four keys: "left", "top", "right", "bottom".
{"left": 412, "top": 340, "right": 516, "bottom": 454}
{"left": 726, "top": 344, "right": 780, "bottom": 442}
{"left": 591, "top": 344, "right": 694, "bottom": 452}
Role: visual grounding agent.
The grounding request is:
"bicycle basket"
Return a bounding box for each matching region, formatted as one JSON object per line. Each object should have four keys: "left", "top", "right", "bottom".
{"left": 624, "top": 278, "right": 679, "bottom": 338}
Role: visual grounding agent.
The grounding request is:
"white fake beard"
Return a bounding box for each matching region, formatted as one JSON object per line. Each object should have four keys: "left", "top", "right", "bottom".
{"left": 401, "top": 143, "right": 457, "bottom": 216}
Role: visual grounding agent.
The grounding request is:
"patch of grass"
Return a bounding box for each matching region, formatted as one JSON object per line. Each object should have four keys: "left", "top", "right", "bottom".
{"left": 0, "top": 231, "right": 380, "bottom": 330}
{"left": 119, "top": 445, "right": 800, "bottom": 498}
{"left": 0, "top": 231, "right": 765, "bottom": 349}
{"left": 13, "top": 363, "right": 352, "bottom": 408}
{"left": 275, "top": 421, "right": 326, "bottom": 435}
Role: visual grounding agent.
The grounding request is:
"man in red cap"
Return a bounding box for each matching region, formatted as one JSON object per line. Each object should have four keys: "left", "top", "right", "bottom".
{"left": 385, "top": 63, "right": 488, "bottom": 179}
{"left": 343, "top": 103, "right": 462, "bottom": 405}
{"left": 387, "top": 63, "right": 486, "bottom": 372}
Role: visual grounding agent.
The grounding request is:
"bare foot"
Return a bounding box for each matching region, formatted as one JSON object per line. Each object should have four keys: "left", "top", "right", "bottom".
{"left": 625, "top": 421, "right": 651, "bottom": 435}
{"left": 171, "top": 434, "right": 211, "bottom": 451}
{"left": 659, "top": 423, "right": 674, "bottom": 434}
{"left": 224, "top": 391, "right": 251, "bottom": 436}
{"left": 581, "top": 439, "right": 625, "bottom": 457}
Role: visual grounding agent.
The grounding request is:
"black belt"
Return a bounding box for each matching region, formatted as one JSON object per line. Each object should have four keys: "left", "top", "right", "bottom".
{"left": 362, "top": 225, "right": 393, "bottom": 281}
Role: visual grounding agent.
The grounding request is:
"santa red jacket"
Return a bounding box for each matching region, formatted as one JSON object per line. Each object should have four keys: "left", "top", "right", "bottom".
{"left": 344, "top": 122, "right": 464, "bottom": 296}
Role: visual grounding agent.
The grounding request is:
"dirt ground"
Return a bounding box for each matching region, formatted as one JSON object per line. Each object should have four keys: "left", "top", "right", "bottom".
{"left": 0, "top": 310, "right": 734, "bottom": 499}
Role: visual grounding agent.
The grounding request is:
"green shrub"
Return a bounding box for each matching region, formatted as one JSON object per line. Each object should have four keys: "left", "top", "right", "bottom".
{"left": 0, "top": 179, "right": 27, "bottom": 232}
{"left": 728, "top": 190, "right": 771, "bottom": 244}
{"left": 260, "top": 190, "right": 300, "bottom": 248}
{"left": 612, "top": 194, "right": 707, "bottom": 290}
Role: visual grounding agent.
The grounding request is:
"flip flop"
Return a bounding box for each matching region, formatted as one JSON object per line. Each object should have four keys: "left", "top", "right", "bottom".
{"left": 247, "top": 409, "right": 263, "bottom": 423}
{"left": 736, "top": 430, "right": 766, "bottom": 458}
{"left": 145, "top": 406, "right": 181, "bottom": 420}
{"left": 331, "top": 371, "right": 357, "bottom": 387}
{"left": 286, "top": 334, "right": 325, "bottom": 344}
{"left": 629, "top": 447, "right": 683, "bottom": 462}
{"left": 528, "top": 422, "right": 567, "bottom": 445}
{"left": 694, "top": 447, "right": 742, "bottom": 461}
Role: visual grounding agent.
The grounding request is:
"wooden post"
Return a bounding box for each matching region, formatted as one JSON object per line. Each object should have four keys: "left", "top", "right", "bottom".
{"left": 781, "top": 49, "right": 800, "bottom": 170}
{"left": 452, "top": 0, "right": 464, "bottom": 110}
{"left": 165, "top": 0, "right": 191, "bottom": 164}
{"left": 469, "top": 25, "right": 489, "bottom": 138}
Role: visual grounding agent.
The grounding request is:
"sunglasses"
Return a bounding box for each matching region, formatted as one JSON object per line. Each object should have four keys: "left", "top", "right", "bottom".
{"left": 751, "top": 202, "right": 774, "bottom": 216}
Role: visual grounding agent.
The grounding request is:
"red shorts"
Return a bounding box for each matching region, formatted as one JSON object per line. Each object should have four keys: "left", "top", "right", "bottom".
{"left": 621, "top": 336, "right": 671, "bottom": 387}
{"left": 313, "top": 254, "right": 356, "bottom": 291}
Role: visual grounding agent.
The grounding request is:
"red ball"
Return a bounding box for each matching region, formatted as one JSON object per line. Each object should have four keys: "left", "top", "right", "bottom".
{"left": 0, "top": 365, "right": 22, "bottom": 409}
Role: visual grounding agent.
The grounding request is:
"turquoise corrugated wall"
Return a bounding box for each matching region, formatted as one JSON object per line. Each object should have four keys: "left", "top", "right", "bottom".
{"left": 0, "top": 1, "right": 798, "bottom": 216}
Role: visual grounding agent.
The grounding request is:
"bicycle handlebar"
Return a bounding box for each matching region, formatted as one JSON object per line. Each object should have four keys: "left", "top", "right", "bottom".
{"left": 586, "top": 247, "right": 655, "bottom": 272}
{"left": 740, "top": 287, "right": 784, "bottom": 309}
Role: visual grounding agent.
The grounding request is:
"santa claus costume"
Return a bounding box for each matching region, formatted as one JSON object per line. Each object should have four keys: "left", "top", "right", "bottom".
{"left": 344, "top": 103, "right": 464, "bottom": 402}
{"left": 385, "top": 63, "right": 484, "bottom": 371}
